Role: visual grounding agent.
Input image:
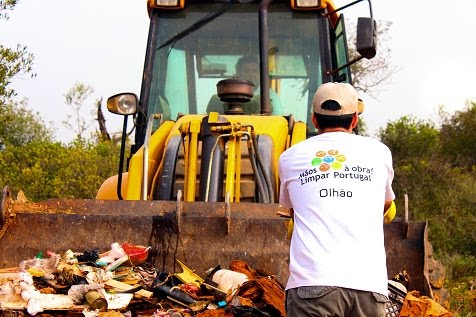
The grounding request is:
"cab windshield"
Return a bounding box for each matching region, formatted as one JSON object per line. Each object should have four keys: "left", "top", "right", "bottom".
{"left": 146, "top": 2, "right": 324, "bottom": 124}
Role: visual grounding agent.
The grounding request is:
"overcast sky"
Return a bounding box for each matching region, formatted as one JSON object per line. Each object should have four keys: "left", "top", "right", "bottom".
{"left": 1, "top": 0, "right": 475, "bottom": 142}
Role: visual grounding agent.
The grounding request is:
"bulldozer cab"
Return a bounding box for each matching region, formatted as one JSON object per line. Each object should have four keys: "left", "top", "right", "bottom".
{"left": 138, "top": 0, "right": 357, "bottom": 138}
{"left": 147, "top": 2, "right": 329, "bottom": 121}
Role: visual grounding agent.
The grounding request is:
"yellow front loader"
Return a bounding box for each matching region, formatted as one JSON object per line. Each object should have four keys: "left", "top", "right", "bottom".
{"left": 0, "top": 0, "right": 431, "bottom": 297}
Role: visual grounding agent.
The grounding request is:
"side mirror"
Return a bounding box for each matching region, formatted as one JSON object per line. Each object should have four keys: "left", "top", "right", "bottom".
{"left": 107, "top": 93, "right": 139, "bottom": 116}
{"left": 356, "top": 17, "right": 377, "bottom": 59}
{"left": 326, "top": 15, "right": 377, "bottom": 79}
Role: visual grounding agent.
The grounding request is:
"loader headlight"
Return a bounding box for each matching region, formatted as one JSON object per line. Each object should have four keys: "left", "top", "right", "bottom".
{"left": 107, "top": 93, "right": 139, "bottom": 116}
{"left": 149, "top": 0, "right": 184, "bottom": 9}
{"left": 291, "top": 0, "right": 321, "bottom": 10}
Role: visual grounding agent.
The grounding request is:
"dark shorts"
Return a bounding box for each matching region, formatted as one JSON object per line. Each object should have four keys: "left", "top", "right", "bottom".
{"left": 286, "top": 286, "right": 388, "bottom": 317}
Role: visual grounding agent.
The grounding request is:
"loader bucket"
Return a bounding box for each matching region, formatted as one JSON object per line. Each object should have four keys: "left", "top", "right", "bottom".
{"left": 0, "top": 188, "right": 291, "bottom": 283}
{"left": 0, "top": 187, "right": 431, "bottom": 295}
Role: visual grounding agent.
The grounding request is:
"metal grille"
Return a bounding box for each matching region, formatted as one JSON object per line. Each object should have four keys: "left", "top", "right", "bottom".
{"left": 386, "top": 283, "right": 407, "bottom": 317}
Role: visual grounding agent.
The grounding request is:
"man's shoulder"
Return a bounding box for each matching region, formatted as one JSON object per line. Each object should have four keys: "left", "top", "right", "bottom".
{"left": 280, "top": 137, "right": 315, "bottom": 158}
{"left": 358, "top": 134, "right": 391, "bottom": 149}
{"left": 349, "top": 134, "right": 393, "bottom": 158}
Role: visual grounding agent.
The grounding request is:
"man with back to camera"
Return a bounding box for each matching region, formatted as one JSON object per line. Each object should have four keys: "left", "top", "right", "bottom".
{"left": 206, "top": 55, "right": 283, "bottom": 114}
{"left": 278, "top": 82, "right": 396, "bottom": 316}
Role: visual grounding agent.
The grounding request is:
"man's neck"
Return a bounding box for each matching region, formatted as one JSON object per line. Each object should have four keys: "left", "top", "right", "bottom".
{"left": 317, "top": 127, "right": 351, "bottom": 135}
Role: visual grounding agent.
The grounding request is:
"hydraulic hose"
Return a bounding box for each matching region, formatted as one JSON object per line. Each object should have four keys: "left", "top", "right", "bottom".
{"left": 204, "top": 134, "right": 229, "bottom": 202}
{"left": 246, "top": 135, "right": 269, "bottom": 203}
{"left": 252, "top": 135, "right": 275, "bottom": 203}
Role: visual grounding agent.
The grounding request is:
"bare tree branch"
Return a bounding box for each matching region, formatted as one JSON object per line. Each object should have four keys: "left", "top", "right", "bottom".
{"left": 62, "top": 82, "right": 94, "bottom": 140}
{"left": 96, "top": 97, "right": 111, "bottom": 141}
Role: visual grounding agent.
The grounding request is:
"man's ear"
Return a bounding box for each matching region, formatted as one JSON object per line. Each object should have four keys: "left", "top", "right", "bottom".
{"left": 351, "top": 112, "right": 359, "bottom": 129}
{"left": 311, "top": 113, "right": 319, "bottom": 129}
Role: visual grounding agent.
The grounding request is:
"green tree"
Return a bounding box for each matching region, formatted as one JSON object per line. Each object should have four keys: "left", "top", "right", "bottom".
{"left": 0, "top": 140, "right": 120, "bottom": 201}
{"left": 378, "top": 115, "right": 475, "bottom": 259}
{"left": 0, "top": 81, "right": 121, "bottom": 201}
{"left": 390, "top": 158, "right": 476, "bottom": 257}
{"left": 378, "top": 116, "right": 441, "bottom": 221}
{"left": 0, "top": 99, "right": 53, "bottom": 146}
{"left": 439, "top": 100, "right": 476, "bottom": 168}
{"left": 0, "top": 1, "right": 35, "bottom": 103}
{"left": 0, "top": 44, "right": 35, "bottom": 103}
{"left": 0, "top": 0, "right": 18, "bottom": 20}
{"left": 0, "top": 141, "right": 67, "bottom": 199}
{"left": 356, "top": 116, "right": 368, "bottom": 136}
{"left": 51, "top": 140, "right": 120, "bottom": 199}
{"left": 378, "top": 115, "right": 440, "bottom": 164}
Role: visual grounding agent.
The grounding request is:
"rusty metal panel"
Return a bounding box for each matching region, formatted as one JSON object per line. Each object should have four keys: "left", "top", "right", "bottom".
{"left": 384, "top": 219, "right": 431, "bottom": 295}
{"left": 0, "top": 198, "right": 291, "bottom": 284}
{"left": 0, "top": 196, "right": 430, "bottom": 294}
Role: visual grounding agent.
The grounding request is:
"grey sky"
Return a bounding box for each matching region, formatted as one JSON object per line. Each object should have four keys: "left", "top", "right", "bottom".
{"left": 1, "top": 0, "right": 475, "bottom": 142}
{"left": 1, "top": 0, "right": 149, "bottom": 142}
{"left": 360, "top": 0, "right": 476, "bottom": 133}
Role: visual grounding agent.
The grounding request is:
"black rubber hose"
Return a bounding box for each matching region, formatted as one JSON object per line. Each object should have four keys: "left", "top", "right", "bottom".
{"left": 247, "top": 140, "right": 269, "bottom": 203}
{"left": 253, "top": 136, "right": 275, "bottom": 203}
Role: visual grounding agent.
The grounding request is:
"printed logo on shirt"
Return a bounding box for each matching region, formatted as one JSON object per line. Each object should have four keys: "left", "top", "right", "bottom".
{"left": 311, "top": 150, "right": 347, "bottom": 171}
{"left": 299, "top": 149, "right": 373, "bottom": 188}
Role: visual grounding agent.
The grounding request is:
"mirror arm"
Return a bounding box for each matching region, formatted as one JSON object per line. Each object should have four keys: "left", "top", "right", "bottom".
{"left": 326, "top": 55, "right": 364, "bottom": 77}
{"left": 323, "top": 0, "right": 373, "bottom": 19}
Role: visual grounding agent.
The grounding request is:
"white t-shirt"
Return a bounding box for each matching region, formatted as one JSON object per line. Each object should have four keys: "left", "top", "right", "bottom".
{"left": 278, "top": 131, "right": 395, "bottom": 296}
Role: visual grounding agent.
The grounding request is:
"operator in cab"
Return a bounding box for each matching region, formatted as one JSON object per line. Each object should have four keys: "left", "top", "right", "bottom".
{"left": 206, "top": 55, "right": 283, "bottom": 115}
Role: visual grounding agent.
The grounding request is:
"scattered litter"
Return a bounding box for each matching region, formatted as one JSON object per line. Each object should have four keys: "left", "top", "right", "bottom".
{"left": 0, "top": 242, "right": 285, "bottom": 317}
{"left": 0, "top": 248, "right": 436, "bottom": 317}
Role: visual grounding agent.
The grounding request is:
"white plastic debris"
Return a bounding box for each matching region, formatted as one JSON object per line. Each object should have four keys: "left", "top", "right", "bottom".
{"left": 26, "top": 297, "right": 43, "bottom": 315}
{"left": 211, "top": 269, "right": 249, "bottom": 293}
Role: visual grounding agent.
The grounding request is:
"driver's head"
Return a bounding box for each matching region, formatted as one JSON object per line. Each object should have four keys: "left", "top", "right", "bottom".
{"left": 236, "top": 55, "right": 259, "bottom": 86}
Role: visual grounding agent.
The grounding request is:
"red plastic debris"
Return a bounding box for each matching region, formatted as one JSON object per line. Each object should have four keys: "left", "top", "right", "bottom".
{"left": 121, "top": 242, "right": 149, "bottom": 265}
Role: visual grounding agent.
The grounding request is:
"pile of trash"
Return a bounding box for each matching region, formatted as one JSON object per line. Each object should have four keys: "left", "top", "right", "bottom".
{"left": 0, "top": 242, "right": 285, "bottom": 317}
